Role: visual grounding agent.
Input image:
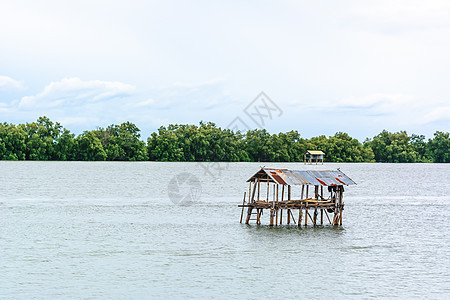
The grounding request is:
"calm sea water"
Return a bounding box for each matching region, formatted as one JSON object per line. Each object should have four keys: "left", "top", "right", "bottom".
{"left": 1, "top": 161, "right": 449, "bottom": 299}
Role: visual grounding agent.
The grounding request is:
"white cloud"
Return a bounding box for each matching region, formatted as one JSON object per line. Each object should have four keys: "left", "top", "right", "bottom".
{"left": 421, "top": 106, "right": 450, "bottom": 124}
{"left": 335, "top": 93, "right": 412, "bottom": 109}
{"left": 0, "top": 75, "right": 22, "bottom": 89}
{"left": 19, "top": 77, "right": 136, "bottom": 109}
{"left": 131, "top": 99, "right": 155, "bottom": 108}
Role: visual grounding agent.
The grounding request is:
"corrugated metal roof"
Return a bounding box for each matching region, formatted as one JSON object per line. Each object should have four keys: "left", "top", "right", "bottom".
{"left": 247, "top": 168, "right": 356, "bottom": 186}
{"left": 306, "top": 150, "right": 325, "bottom": 155}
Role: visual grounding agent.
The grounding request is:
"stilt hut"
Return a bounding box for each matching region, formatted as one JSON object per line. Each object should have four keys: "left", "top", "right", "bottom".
{"left": 239, "top": 167, "right": 356, "bottom": 226}
{"left": 304, "top": 150, "right": 324, "bottom": 164}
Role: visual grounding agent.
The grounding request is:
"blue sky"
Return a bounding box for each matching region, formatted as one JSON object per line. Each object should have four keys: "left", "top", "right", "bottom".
{"left": 1, "top": 0, "right": 449, "bottom": 140}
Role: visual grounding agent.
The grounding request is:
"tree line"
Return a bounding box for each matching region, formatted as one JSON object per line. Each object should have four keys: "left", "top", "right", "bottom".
{"left": 0, "top": 117, "right": 448, "bottom": 162}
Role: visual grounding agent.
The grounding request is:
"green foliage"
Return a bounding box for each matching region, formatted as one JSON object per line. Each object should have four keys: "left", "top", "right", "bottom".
{"left": 0, "top": 117, "right": 448, "bottom": 163}
{"left": 74, "top": 131, "right": 107, "bottom": 161}
{"left": 94, "top": 122, "right": 147, "bottom": 161}
{"left": 364, "top": 130, "right": 418, "bottom": 163}
{"left": 427, "top": 131, "right": 450, "bottom": 163}
{"left": 0, "top": 122, "right": 27, "bottom": 160}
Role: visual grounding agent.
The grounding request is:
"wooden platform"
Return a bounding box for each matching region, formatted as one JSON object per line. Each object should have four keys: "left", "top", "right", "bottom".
{"left": 238, "top": 167, "right": 355, "bottom": 227}
{"left": 239, "top": 196, "right": 344, "bottom": 226}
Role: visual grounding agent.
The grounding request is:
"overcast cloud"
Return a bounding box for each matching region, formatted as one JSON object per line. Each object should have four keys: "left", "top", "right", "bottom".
{"left": 0, "top": 0, "right": 449, "bottom": 139}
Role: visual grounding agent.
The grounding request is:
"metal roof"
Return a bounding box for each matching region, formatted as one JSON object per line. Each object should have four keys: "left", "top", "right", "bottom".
{"left": 247, "top": 168, "right": 356, "bottom": 186}
{"left": 306, "top": 150, "right": 325, "bottom": 155}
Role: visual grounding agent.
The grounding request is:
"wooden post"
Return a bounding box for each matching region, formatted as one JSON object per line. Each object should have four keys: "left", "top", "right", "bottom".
{"left": 320, "top": 186, "right": 323, "bottom": 200}
{"left": 298, "top": 209, "right": 303, "bottom": 227}
{"left": 276, "top": 184, "right": 278, "bottom": 203}
{"left": 301, "top": 185, "right": 304, "bottom": 199}
{"left": 304, "top": 206, "right": 308, "bottom": 226}
{"left": 245, "top": 207, "right": 252, "bottom": 224}
{"left": 320, "top": 209, "right": 323, "bottom": 225}
{"left": 257, "top": 179, "right": 260, "bottom": 201}
{"left": 248, "top": 181, "right": 252, "bottom": 203}
{"left": 239, "top": 192, "right": 246, "bottom": 223}
{"left": 270, "top": 208, "right": 274, "bottom": 226}
{"left": 267, "top": 181, "right": 269, "bottom": 201}
{"left": 251, "top": 181, "right": 257, "bottom": 203}
{"left": 313, "top": 208, "right": 318, "bottom": 226}
{"left": 287, "top": 207, "right": 290, "bottom": 224}
{"left": 306, "top": 185, "right": 309, "bottom": 199}
{"left": 315, "top": 186, "right": 318, "bottom": 199}
{"left": 339, "top": 186, "right": 343, "bottom": 226}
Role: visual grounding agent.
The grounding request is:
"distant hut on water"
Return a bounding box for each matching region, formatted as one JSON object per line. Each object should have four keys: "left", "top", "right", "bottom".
{"left": 304, "top": 150, "right": 324, "bottom": 165}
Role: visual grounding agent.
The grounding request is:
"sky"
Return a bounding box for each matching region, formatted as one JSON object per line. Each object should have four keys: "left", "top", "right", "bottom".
{"left": 1, "top": 0, "right": 449, "bottom": 141}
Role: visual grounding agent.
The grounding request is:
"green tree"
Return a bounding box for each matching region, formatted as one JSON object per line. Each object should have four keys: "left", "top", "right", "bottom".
{"left": 75, "top": 131, "right": 107, "bottom": 161}
{"left": 0, "top": 123, "right": 27, "bottom": 160}
{"left": 148, "top": 125, "right": 184, "bottom": 161}
{"left": 427, "top": 131, "right": 450, "bottom": 163}
{"left": 326, "top": 132, "right": 374, "bottom": 162}
{"left": 244, "top": 129, "right": 272, "bottom": 161}
{"left": 364, "top": 130, "right": 417, "bottom": 162}
{"left": 411, "top": 134, "right": 430, "bottom": 162}
{"left": 96, "top": 122, "right": 147, "bottom": 161}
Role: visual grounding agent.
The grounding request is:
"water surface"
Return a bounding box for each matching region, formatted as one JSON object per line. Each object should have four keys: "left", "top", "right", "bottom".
{"left": 1, "top": 162, "right": 449, "bottom": 299}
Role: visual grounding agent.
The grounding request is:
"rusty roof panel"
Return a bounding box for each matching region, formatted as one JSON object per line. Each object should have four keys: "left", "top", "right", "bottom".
{"left": 247, "top": 168, "right": 356, "bottom": 186}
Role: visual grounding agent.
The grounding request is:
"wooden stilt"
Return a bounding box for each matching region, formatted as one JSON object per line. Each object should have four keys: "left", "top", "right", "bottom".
{"left": 324, "top": 209, "right": 332, "bottom": 224}
{"left": 239, "top": 192, "right": 246, "bottom": 223}
{"left": 273, "top": 183, "right": 275, "bottom": 202}
{"left": 270, "top": 208, "right": 274, "bottom": 226}
{"left": 287, "top": 208, "right": 290, "bottom": 224}
{"left": 245, "top": 207, "right": 252, "bottom": 224}
{"left": 289, "top": 210, "right": 296, "bottom": 224}
{"left": 251, "top": 181, "right": 257, "bottom": 203}
{"left": 257, "top": 179, "right": 260, "bottom": 201}
{"left": 320, "top": 209, "right": 323, "bottom": 225}
{"left": 276, "top": 184, "right": 279, "bottom": 203}
{"left": 306, "top": 210, "right": 316, "bottom": 226}
{"left": 298, "top": 209, "right": 303, "bottom": 227}
{"left": 304, "top": 208, "right": 308, "bottom": 226}
{"left": 313, "top": 208, "right": 318, "bottom": 226}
